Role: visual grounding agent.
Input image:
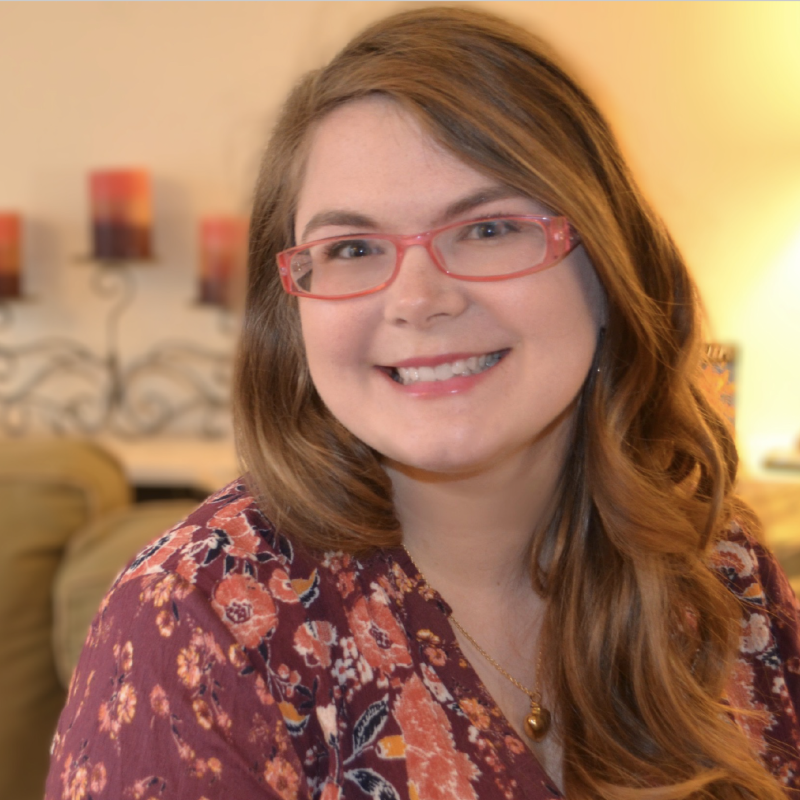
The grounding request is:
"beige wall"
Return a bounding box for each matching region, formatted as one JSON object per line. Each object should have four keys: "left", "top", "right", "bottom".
{"left": 1, "top": 1, "right": 798, "bottom": 472}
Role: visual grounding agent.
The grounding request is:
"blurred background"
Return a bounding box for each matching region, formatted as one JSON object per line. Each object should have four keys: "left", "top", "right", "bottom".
{"left": 1, "top": 3, "right": 799, "bottom": 798}
{"left": 2, "top": 1, "right": 799, "bottom": 475}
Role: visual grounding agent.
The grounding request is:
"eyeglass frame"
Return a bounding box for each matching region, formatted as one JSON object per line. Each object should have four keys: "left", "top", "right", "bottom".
{"left": 276, "top": 214, "right": 581, "bottom": 300}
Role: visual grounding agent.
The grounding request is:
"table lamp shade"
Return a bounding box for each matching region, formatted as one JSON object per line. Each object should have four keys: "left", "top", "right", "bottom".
{"left": 0, "top": 213, "right": 21, "bottom": 298}
{"left": 90, "top": 170, "right": 152, "bottom": 260}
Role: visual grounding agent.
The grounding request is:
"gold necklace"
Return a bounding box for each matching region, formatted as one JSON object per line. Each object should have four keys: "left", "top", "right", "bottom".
{"left": 402, "top": 546, "right": 552, "bottom": 742}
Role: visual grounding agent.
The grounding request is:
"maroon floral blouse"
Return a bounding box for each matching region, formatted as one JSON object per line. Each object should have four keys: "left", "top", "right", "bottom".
{"left": 46, "top": 481, "right": 800, "bottom": 800}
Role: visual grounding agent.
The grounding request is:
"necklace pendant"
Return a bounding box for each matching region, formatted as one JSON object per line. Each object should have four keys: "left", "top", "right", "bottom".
{"left": 524, "top": 700, "right": 551, "bottom": 742}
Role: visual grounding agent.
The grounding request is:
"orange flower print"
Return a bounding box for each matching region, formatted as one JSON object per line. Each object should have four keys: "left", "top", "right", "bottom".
{"left": 424, "top": 646, "right": 447, "bottom": 666}
{"left": 459, "top": 697, "right": 491, "bottom": 730}
{"left": 421, "top": 663, "right": 452, "bottom": 704}
{"left": 150, "top": 684, "right": 170, "bottom": 718}
{"left": 63, "top": 762, "right": 88, "bottom": 800}
{"left": 346, "top": 590, "right": 412, "bottom": 676}
{"left": 294, "top": 621, "right": 337, "bottom": 667}
{"left": 269, "top": 569, "right": 302, "bottom": 604}
{"left": 113, "top": 640, "right": 134, "bottom": 672}
{"left": 177, "top": 628, "right": 226, "bottom": 689}
{"left": 392, "top": 561, "right": 415, "bottom": 594}
{"left": 193, "top": 698, "right": 214, "bottom": 729}
{"left": 208, "top": 495, "right": 261, "bottom": 552}
{"left": 122, "top": 523, "right": 199, "bottom": 583}
{"left": 726, "top": 658, "right": 770, "bottom": 755}
{"left": 117, "top": 683, "right": 136, "bottom": 723}
{"left": 254, "top": 674, "right": 275, "bottom": 706}
{"left": 211, "top": 573, "right": 278, "bottom": 648}
{"left": 177, "top": 644, "right": 203, "bottom": 689}
{"left": 504, "top": 734, "right": 526, "bottom": 755}
{"left": 192, "top": 756, "right": 223, "bottom": 780}
{"left": 98, "top": 683, "right": 137, "bottom": 739}
{"left": 264, "top": 755, "right": 301, "bottom": 799}
{"left": 394, "top": 674, "right": 479, "bottom": 800}
{"left": 320, "top": 781, "right": 342, "bottom": 800}
{"left": 156, "top": 608, "right": 176, "bottom": 637}
{"left": 228, "top": 642, "right": 249, "bottom": 670}
{"left": 89, "top": 762, "right": 107, "bottom": 794}
{"left": 336, "top": 569, "right": 357, "bottom": 598}
{"left": 356, "top": 656, "right": 374, "bottom": 684}
{"left": 141, "top": 573, "right": 180, "bottom": 608}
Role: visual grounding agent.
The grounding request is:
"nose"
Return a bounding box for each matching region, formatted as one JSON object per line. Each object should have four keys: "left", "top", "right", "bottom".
{"left": 382, "top": 242, "right": 469, "bottom": 327}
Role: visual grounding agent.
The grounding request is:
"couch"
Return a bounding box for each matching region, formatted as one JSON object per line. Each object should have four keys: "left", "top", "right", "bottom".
{"left": 0, "top": 438, "right": 198, "bottom": 800}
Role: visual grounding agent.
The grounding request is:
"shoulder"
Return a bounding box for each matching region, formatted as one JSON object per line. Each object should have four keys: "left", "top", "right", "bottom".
{"left": 713, "top": 518, "right": 800, "bottom": 776}
{"left": 711, "top": 518, "right": 800, "bottom": 623}
{"left": 112, "top": 480, "right": 386, "bottom": 657}
{"left": 119, "top": 479, "right": 290, "bottom": 585}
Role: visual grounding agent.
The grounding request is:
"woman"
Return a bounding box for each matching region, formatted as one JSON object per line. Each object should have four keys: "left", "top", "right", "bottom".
{"left": 46, "top": 7, "right": 800, "bottom": 800}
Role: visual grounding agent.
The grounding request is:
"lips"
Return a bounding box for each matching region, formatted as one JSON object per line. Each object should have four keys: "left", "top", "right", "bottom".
{"left": 384, "top": 350, "right": 508, "bottom": 386}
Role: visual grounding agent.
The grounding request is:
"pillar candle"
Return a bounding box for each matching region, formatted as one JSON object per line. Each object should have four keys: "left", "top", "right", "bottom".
{"left": 199, "top": 217, "right": 248, "bottom": 307}
{"left": 90, "top": 169, "right": 152, "bottom": 260}
{"left": 0, "top": 213, "right": 21, "bottom": 298}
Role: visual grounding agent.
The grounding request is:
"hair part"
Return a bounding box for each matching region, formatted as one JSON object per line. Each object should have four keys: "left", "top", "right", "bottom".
{"left": 234, "top": 7, "right": 781, "bottom": 798}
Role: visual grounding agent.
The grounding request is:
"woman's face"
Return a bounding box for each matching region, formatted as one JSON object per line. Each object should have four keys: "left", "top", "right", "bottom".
{"left": 294, "top": 97, "right": 605, "bottom": 479}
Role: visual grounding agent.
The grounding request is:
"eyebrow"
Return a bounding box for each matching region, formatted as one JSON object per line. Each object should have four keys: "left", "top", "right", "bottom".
{"left": 438, "top": 186, "right": 525, "bottom": 223}
{"left": 300, "top": 211, "right": 378, "bottom": 243}
{"left": 299, "top": 185, "right": 526, "bottom": 243}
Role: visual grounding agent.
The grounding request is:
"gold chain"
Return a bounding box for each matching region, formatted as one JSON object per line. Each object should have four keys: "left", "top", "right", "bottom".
{"left": 402, "top": 545, "right": 552, "bottom": 741}
{"left": 447, "top": 614, "right": 543, "bottom": 704}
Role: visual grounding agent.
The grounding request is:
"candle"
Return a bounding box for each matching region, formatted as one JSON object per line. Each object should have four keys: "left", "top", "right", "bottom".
{"left": 0, "top": 213, "right": 21, "bottom": 298}
{"left": 199, "top": 217, "right": 248, "bottom": 308}
{"left": 90, "top": 169, "right": 152, "bottom": 260}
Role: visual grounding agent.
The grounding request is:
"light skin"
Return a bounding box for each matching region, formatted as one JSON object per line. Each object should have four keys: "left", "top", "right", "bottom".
{"left": 294, "top": 97, "right": 606, "bottom": 787}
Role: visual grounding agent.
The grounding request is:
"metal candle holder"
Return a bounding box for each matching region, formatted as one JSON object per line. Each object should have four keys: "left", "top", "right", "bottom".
{"left": 0, "top": 263, "right": 233, "bottom": 438}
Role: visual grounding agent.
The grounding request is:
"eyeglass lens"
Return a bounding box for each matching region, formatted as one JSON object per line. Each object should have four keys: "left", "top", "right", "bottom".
{"left": 289, "top": 217, "right": 549, "bottom": 297}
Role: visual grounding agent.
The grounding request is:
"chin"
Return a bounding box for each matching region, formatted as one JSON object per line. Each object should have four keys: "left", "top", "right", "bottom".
{"left": 380, "top": 441, "right": 513, "bottom": 481}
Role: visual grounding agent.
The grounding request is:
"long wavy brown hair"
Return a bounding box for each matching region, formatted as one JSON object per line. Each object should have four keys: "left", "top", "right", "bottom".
{"left": 234, "top": 7, "right": 782, "bottom": 799}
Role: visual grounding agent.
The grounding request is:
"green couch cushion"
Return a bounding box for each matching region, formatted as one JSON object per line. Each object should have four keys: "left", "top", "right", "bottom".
{"left": 0, "top": 438, "right": 130, "bottom": 800}
{"left": 53, "top": 499, "right": 198, "bottom": 686}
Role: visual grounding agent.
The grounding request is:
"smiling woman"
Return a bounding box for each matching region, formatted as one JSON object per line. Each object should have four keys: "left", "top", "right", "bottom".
{"left": 294, "top": 98, "right": 604, "bottom": 482}
{"left": 45, "top": 7, "right": 800, "bottom": 800}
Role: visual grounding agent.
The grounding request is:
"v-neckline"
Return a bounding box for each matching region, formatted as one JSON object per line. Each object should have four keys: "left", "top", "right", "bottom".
{"left": 385, "top": 546, "right": 564, "bottom": 799}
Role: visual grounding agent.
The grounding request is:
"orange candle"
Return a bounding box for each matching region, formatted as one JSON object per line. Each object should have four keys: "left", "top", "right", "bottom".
{"left": 90, "top": 169, "right": 152, "bottom": 260}
{"left": 0, "top": 213, "right": 21, "bottom": 298}
{"left": 199, "top": 217, "right": 248, "bottom": 307}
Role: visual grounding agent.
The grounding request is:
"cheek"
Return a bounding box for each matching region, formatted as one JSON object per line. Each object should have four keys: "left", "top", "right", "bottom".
{"left": 298, "top": 301, "right": 372, "bottom": 397}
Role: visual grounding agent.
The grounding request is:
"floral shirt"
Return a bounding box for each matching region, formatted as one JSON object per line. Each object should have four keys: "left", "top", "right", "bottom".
{"left": 46, "top": 481, "right": 800, "bottom": 800}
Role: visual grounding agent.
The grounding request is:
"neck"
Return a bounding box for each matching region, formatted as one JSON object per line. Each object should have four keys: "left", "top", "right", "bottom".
{"left": 385, "top": 442, "right": 564, "bottom": 605}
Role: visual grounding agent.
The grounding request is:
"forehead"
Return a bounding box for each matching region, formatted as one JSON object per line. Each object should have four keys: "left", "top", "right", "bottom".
{"left": 294, "top": 97, "right": 520, "bottom": 238}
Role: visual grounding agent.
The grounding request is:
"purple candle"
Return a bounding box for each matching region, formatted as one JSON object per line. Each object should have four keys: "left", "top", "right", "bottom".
{"left": 199, "top": 217, "right": 248, "bottom": 307}
{"left": 0, "top": 213, "right": 21, "bottom": 298}
{"left": 90, "top": 169, "right": 152, "bottom": 260}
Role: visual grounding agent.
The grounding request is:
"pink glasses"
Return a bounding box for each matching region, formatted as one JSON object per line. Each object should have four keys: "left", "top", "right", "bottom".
{"left": 277, "top": 215, "right": 580, "bottom": 299}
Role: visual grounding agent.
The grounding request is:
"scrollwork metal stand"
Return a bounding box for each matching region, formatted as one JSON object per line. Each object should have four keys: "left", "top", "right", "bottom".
{"left": 0, "top": 266, "right": 232, "bottom": 438}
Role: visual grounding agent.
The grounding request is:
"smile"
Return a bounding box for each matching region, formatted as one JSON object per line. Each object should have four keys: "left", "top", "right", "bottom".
{"left": 388, "top": 350, "right": 507, "bottom": 386}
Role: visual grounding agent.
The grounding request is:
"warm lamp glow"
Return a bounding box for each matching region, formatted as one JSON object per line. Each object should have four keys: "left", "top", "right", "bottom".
{"left": 90, "top": 169, "right": 152, "bottom": 261}
{"left": 198, "top": 217, "right": 248, "bottom": 308}
{"left": 0, "top": 213, "right": 21, "bottom": 298}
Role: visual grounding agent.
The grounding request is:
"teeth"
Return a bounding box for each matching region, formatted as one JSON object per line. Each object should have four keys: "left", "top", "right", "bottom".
{"left": 393, "top": 351, "right": 503, "bottom": 385}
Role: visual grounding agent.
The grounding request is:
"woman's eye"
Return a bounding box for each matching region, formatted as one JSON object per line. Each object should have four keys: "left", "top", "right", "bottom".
{"left": 464, "top": 219, "right": 518, "bottom": 240}
{"left": 326, "top": 239, "right": 382, "bottom": 260}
